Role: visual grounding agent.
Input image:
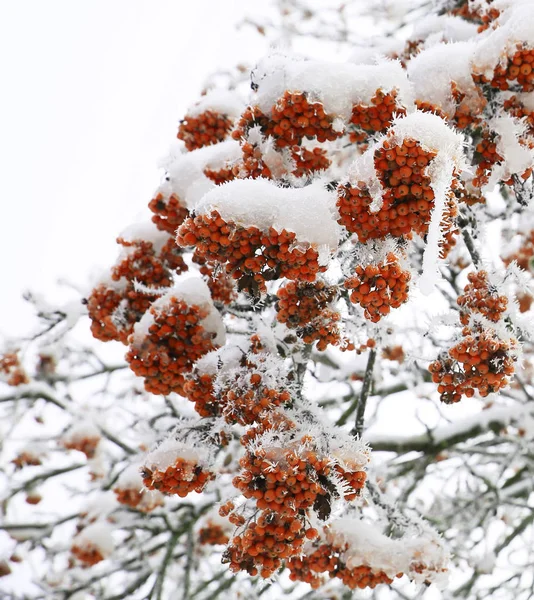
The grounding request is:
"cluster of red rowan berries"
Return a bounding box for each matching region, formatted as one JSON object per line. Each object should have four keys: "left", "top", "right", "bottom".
{"left": 417, "top": 83, "right": 485, "bottom": 131}
{"left": 182, "top": 373, "right": 219, "bottom": 418}
{"left": 344, "top": 254, "right": 411, "bottom": 322}
{"left": 113, "top": 487, "right": 163, "bottom": 513}
{"left": 126, "top": 297, "right": 218, "bottom": 396}
{"left": 12, "top": 450, "right": 41, "bottom": 470}
{"left": 337, "top": 138, "right": 445, "bottom": 243}
{"left": 291, "top": 146, "right": 331, "bottom": 178}
{"left": 148, "top": 192, "right": 190, "bottom": 235}
{"left": 429, "top": 328, "right": 517, "bottom": 403}
{"left": 71, "top": 544, "right": 105, "bottom": 567}
{"left": 141, "top": 457, "right": 214, "bottom": 497}
{"left": 88, "top": 233, "right": 184, "bottom": 344}
{"left": 275, "top": 281, "right": 342, "bottom": 350}
{"left": 192, "top": 253, "right": 237, "bottom": 305}
{"left": 472, "top": 132, "right": 504, "bottom": 188}
{"left": 503, "top": 229, "right": 534, "bottom": 272}
{"left": 178, "top": 211, "right": 325, "bottom": 293}
{"left": 382, "top": 345, "right": 405, "bottom": 363}
{"left": 63, "top": 435, "right": 100, "bottom": 459}
{"left": 177, "top": 110, "right": 234, "bottom": 151}
{"left": 287, "top": 542, "right": 399, "bottom": 590}
{"left": 351, "top": 90, "right": 406, "bottom": 137}
{"left": 199, "top": 522, "right": 230, "bottom": 546}
{"left": 233, "top": 92, "right": 341, "bottom": 148}
{"left": 503, "top": 96, "right": 534, "bottom": 135}
{"left": 457, "top": 270, "right": 508, "bottom": 325}
{"left": 474, "top": 45, "right": 534, "bottom": 92}
{"left": 0, "top": 352, "right": 29, "bottom": 386}
{"left": 223, "top": 378, "right": 292, "bottom": 426}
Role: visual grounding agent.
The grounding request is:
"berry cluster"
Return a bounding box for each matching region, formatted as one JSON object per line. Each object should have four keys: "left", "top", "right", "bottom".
{"left": 503, "top": 229, "right": 534, "bottom": 272}
{"left": 287, "top": 542, "right": 400, "bottom": 590}
{"left": 474, "top": 45, "right": 534, "bottom": 92}
{"left": 350, "top": 90, "right": 406, "bottom": 136}
{"left": 233, "top": 92, "right": 341, "bottom": 148}
{"left": 182, "top": 373, "right": 218, "bottom": 418}
{"left": 457, "top": 270, "right": 508, "bottom": 325}
{"left": 0, "top": 352, "right": 29, "bottom": 386}
{"left": 223, "top": 378, "right": 292, "bottom": 426}
{"left": 472, "top": 132, "right": 504, "bottom": 188}
{"left": 126, "top": 297, "right": 219, "bottom": 396}
{"left": 337, "top": 138, "right": 444, "bottom": 242}
{"left": 344, "top": 254, "right": 411, "bottom": 322}
{"left": 178, "top": 211, "right": 325, "bottom": 293}
{"left": 148, "top": 192, "right": 190, "bottom": 235}
{"left": 223, "top": 509, "right": 310, "bottom": 578}
{"left": 382, "top": 345, "right": 405, "bottom": 363}
{"left": 291, "top": 146, "right": 331, "bottom": 178}
{"left": 193, "top": 252, "right": 237, "bottom": 305}
{"left": 63, "top": 435, "right": 100, "bottom": 459}
{"left": 429, "top": 328, "right": 517, "bottom": 402}
{"left": 71, "top": 543, "right": 105, "bottom": 567}
{"left": 503, "top": 96, "right": 534, "bottom": 135}
{"left": 178, "top": 110, "right": 234, "bottom": 151}
{"left": 141, "top": 458, "right": 214, "bottom": 497}
{"left": 276, "top": 281, "right": 342, "bottom": 350}
{"left": 199, "top": 522, "right": 230, "bottom": 546}
{"left": 12, "top": 451, "right": 41, "bottom": 470}
{"left": 113, "top": 487, "right": 163, "bottom": 513}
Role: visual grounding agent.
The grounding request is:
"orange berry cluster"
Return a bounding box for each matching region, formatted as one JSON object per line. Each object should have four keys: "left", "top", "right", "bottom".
{"left": 178, "top": 110, "right": 234, "bottom": 151}
{"left": 223, "top": 509, "right": 310, "bottom": 578}
{"left": 223, "top": 378, "right": 292, "bottom": 426}
{"left": 199, "top": 522, "right": 230, "bottom": 546}
{"left": 71, "top": 544, "right": 104, "bottom": 567}
{"left": 12, "top": 451, "right": 41, "bottom": 470}
{"left": 429, "top": 328, "right": 517, "bottom": 402}
{"left": 503, "top": 229, "right": 534, "bottom": 272}
{"left": 474, "top": 45, "right": 534, "bottom": 92}
{"left": 0, "top": 352, "right": 29, "bottom": 386}
{"left": 141, "top": 458, "right": 214, "bottom": 497}
{"left": 472, "top": 132, "right": 504, "bottom": 188}
{"left": 276, "top": 281, "right": 341, "bottom": 350}
{"left": 63, "top": 436, "right": 100, "bottom": 459}
{"left": 193, "top": 252, "right": 237, "bottom": 305}
{"left": 344, "top": 254, "right": 411, "bottom": 322}
{"left": 503, "top": 96, "right": 534, "bottom": 135}
{"left": 204, "top": 164, "right": 236, "bottom": 185}
{"left": 337, "top": 139, "right": 440, "bottom": 242}
{"left": 439, "top": 197, "right": 460, "bottom": 259}
{"left": 87, "top": 284, "right": 152, "bottom": 344}
{"left": 457, "top": 270, "right": 508, "bottom": 325}
{"left": 178, "top": 211, "right": 325, "bottom": 293}
{"left": 350, "top": 89, "right": 406, "bottom": 136}
{"left": 291, "top": 146, "right": 331, "bottom": 178}
{"left": 382, "top": 345, "right": 405, "bottom": 363}
{"left": 288, "top": 543, "right": 399, "bottom": 590}
{"left": 233, "top": 92, "right": 342, "bottom": 149}
{"left": 182, "top": 373, "right": 219, "bottom": 418}
{"left": 87, "top": 234, "right": 184, "bottom": 344}
{"left": 126, "top": 297, "right": 218, "bottom": 396}
{"left": 113, "top": 488, "right": 163, "bottom": 513}
{"left": 148, "top": 193, "right": 190, "bottom": 235}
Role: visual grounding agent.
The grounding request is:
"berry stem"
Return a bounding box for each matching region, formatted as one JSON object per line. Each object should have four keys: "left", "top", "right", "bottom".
{"left": 352, "top": 348, "right": 376, "bottom": 438}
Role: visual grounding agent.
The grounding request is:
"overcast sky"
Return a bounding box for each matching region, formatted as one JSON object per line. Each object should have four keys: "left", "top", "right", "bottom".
{"left": 0, "top": 0, "right": 267, "bottom": 338}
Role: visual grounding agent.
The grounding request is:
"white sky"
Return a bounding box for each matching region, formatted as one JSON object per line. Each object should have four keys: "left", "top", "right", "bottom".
{"left": 0, "top": 0, "right": 266, "bottom": 338}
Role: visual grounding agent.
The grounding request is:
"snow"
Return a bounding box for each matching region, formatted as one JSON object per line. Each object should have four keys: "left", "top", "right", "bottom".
{"left": 72, "top": 522, "right": 114, "bottom": 557}
{"left": 196, "top": 178, "right": 341, "bottom": 253}
{"left": 63, "top": 421, "right": 101, "bottom": 444}
{"left": 118, "top": 221, "right": 170, "bottom": 253}
{"left": 490, "top": 115, "right": 534, "bottom": 185}
{"left": 407, "top": 42, "right": 479, "bottom": 117}
{"left": 143, "top": 434, "right": 211, "bottom": 473}
{"left": 411, "top": 15, "right": 479, "bottom": 46}
{"left": 116, "top": 463, "right": 145, "bottom": 490}
{"left": 132, "top": 277, "right": 226, "bottom": 346}
{"left": 472, "top": 4, "right": 534, "bottom": 79}
{"left": 185, "top": 89, "right": 243, "bottom": 118}
{"left": 157, "top": 139, "right": 241, "bottom": 208}
{"left": 328, "top": 518, "right": 449, "bottom": 584}
{"left": 252, "top": 52, "right": 414, "bottom": 120}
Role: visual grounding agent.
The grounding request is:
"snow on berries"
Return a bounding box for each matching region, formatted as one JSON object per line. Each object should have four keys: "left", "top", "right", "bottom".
{"left": 141, "top": 435, "right": 214, "bottom": 497}
{"left": 126, "top": 280, "right": 224, "bottom": 395}
{"left": 62, "top": 422, "right": 101, "bottom": 459}
{"left": 113, "top": 464, "right": 164, "bottom": 512}
{"left": 71, "top": 522, "right": 114, "bottom": 567}
{"left": 0, "top": 351, "right": 28, "bottom": 386}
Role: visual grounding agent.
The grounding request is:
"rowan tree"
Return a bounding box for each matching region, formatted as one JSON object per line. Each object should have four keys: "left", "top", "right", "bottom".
{"left": 2, "top": 1, "right": 534, "bottom": 599}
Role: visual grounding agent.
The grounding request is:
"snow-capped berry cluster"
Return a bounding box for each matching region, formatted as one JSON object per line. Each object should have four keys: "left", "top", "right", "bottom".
{"left": 350, "top": 89, "right": 406, "bottom": 137}
{"left": 344, "top": 253, "right": 411, "bottom": 322}
{"left": 0, "top": 351, "right": 28, "bottom": 387}
{"left": 148, "top": 192, "right": 190, "bottom": 235}
{"left": 126, "top": 282, "right": 224, "bottom": 396}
